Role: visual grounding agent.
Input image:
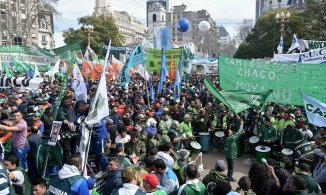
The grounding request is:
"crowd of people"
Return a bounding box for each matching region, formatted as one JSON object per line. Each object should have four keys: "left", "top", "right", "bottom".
{"left": 0, "top": 72, "right": 324, "bottom": 195}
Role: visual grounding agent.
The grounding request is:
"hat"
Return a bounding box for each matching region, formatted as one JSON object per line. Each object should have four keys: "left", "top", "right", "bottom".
{"left": 290, "top": 114, "right": 295, "bottom": 118}
{"left": 298, "top": 163, "right": 310, "bottom": 172}
{"left": 178, "top": 149, "right": 190, "bottom": 160}
{"left": 136, "top": 114, "right": 145, "bottom": 120}
{"left": 0, "top": 93, "right": 6, "bottom": 98}
{"left": 0, "top": 99, "right": 4, "bottom": 104}
{"left": 184, "top": 114, "right": 191, "bottom": 119}
{"left": 215, "top": 160, "right": 226, "bottom": 172}
{"left": 34, "top": 112, "right": 42, "bottom": 117}
{"left": 154, "top": 103, "right": 160, "bottom": 109}
{"left": 107, "top": 118, "right": 114, "bottom": 125}
{"left": 141, "top": 173, "right": 159, "bottom": 189}
{"left": 146, "top": 111, "right": 155, "bottom": 117}
{"left": 122, "top": 166, "right": 136, "bottom": 182}
{"left": 85, "top": 176, "right": 95, "bottom": 189}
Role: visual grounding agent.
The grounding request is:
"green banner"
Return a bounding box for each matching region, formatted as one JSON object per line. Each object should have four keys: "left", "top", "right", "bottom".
{"left": 219, "top": 56, "right": 326, "bottom": 105}
{"left": 147, "top": 48, "right": 182, "bottom": 71}
{"left": 53, "top": 41, "right": 82, "bottom": 61}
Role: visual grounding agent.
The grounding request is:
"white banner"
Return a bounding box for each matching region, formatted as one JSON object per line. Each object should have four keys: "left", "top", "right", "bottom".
{"left": 302, "top": 93, "right": 326, "bottom": 127}
{"left": 299, "top": 39, "right": 326, "bottom": 50}
{"left": 274, "top": 47, "right": 326, "bottom": 64}
{"left": 72, "top": 65, "right": 87, "bottom": 102}
{"left": 0, "top": 77, "right": 43, "bottom": 91}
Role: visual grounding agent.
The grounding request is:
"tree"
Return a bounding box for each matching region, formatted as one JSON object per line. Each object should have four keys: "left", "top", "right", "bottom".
{"left": 234, "top": 10, "right": 304, "bottom": 59}
{"left": 62, "top": 16, "right": 125, "bottom": 56}
{"left": 234, "top": 19, "right": 254, "bottom": 45}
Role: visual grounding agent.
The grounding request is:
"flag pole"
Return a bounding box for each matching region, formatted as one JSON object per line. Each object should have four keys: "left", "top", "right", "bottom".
{"left": 144, "top": 65, "right": 150, "bottom": 106}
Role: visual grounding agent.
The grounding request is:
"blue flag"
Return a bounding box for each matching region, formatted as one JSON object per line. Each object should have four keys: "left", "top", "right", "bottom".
{"left": 158, "top": 49, "right": 167, "bottom": 95}
{"left": 174, "top": 51, "right": 183, "bottom": 101}
{"left": 149, "top": 77, "right": 155, "bottom": 102}
{"left": 161, "top": 26, "right": 171, "bottom": 50}
{"left": 153, "top": 35, "right": 158, "bottom": 49}
{"left": 28, "top": 64, "right": 34, "bottom": 78}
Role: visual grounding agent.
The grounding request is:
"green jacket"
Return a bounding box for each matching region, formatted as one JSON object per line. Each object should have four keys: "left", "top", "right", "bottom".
{"left": 260, "top": 125, "right": 277, "bottom": 142}
{"left": 0, "top": 162, "right": 15, "bottom": 195}
{"left": 296, "top": 173, "right": 320, "bottom": 194}
{"left": 12, "top": 166, "right": 31, "bottom": 195}
{"left": 37, "top": 139, "right": 63, "bottom": 172}
{"left": 180, "top": 122, "right": 193, "bottom": 137}
{"left": 124, "top": 140, "right": 147, "bottom": 160}
{"left": 224, "top": 124, "right": 244, "bottom": 159}
{"left": 202, "top": 169, "right": 228, "bottom": 187}
{"left": 178, "top": 179, "right": 206, "bottom": 195}
{"left": 276, "top": 119, "right": 295, "bottom": 134}
{"left": 281, "top": 129, "right": 304, "bottom": 150}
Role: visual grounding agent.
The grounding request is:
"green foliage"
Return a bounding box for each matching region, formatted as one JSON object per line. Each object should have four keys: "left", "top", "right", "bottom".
{"left": 62, "top": 16, "right": 125, "bottom": 57}
{"left": 234, "top": 0, "right": 326, "bottom": 59}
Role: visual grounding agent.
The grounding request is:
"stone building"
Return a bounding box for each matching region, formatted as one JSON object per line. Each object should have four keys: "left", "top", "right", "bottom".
{"left": 0, "top": 0, "right": 55, "bottom": 49}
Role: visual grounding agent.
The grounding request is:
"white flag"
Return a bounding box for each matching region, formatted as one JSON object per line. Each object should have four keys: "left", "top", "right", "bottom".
{"left": 72, "top": 64, "right": 87, "bottom": 102}
{"left": 136, "top": 64, "right": 150, "bottom": 81}
{"left": 34, "top": 64, "right": 41, "bottom": 77}
{"left": 277, "top": 36, "right": 284, "bottom": 54}
{"left": 288, "top": 34, "right": 300, "bottom": 53}
{"left": 44, "top": 59, "right": 60, "bottom": 83}
{"left": 301, "top": 92, "right": 326, "bottom": 127}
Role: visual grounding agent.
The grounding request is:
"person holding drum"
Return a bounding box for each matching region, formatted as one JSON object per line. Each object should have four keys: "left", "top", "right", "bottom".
{"left": 280, "top": 124, "right": 305, "bottom": 150}
{"left": 180, "top": 114, "right": 193, "bottom": 150}
{"left": 259, "top": 117, "right": 277, "bottom": 147}
{"left": 224, "top": 116, "right": 244, "bottom": 182}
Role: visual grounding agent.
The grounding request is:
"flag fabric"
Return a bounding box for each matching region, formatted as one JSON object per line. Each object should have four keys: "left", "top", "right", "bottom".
{"left": 288, "top": 34, "right": 300, "bottom": 53}
{"left": 111, "top": 56, "right": 123, "bottom": 77}
{"left": 277, "top": 36, "right": 284, "bottom": 54}
{"left": 28, "top": 64, "right": 34, "bottom": 78}
{"left": 174, "top": 52, "right": 183, "bottom": 101}
{"left": 44, "top": 59, "right": 60, "bottom": 83}
{"left": 161, "top": 26, "right": 171, "bottom": 50}
{"left": 3, "top": 63, "right": 13, "bottom": 77}
{"left": 204, "top": 77, "right": 273, "bottom": 113}
{"left": 298, "top": 50, "right": 304, "bottom": 63}
{"left": 301, "top": 92, "right": 326, "bottom": 127}
{"left": 135, "top": 64, "right": 150, "bottom": 81}
{"left": 72, "top": 64, "right": 87, "bottom": 102}
{"left": 11, "top": 57, "right": 28, "bottom": 75}
{"left": 34, "top": 64, "right": 41, "bottom": 77}
{"left": 158, "top": 50, "right": 168, "bottom": 95}
{"left": 84, "top": 46, "right": 98, "bottom": 65}
{"left": 169, "top": 54, "right": 175, "bottom": 82}
{"left": 149, "top": 77, "right": 155, "bottom": 102}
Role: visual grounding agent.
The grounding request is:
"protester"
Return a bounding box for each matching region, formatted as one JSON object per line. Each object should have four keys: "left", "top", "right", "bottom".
{"left": 141, "top": 173, "right": 167, "bottom": 195}
{"left": 203, "top": 159, "right": 228, "bottom": 192}
{"left": 32, "top": 177, "right": 47, "bottom": 195}
{"left": 153, "top": 158, "right": 179, "bottom": 195}
{"left": 296, "top": 163, "right": 321, "bottom": 194}
{"left": 177, "top": 164, "right": 206, "bottom": 195}
{"left": 104, "top": 157, "right": 123, "bottom": 195}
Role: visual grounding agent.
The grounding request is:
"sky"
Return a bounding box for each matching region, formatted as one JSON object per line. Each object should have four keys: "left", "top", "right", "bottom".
{"left": 53, "top": 0, "right": 256, "bottom": 47}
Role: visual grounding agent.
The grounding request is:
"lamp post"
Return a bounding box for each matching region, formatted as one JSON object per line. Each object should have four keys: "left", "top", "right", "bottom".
{"left": 275, "top": 11, "right": 291, "bottom": 35}
{"left": 84, "top": 24, "right": 94, "bottom": 47}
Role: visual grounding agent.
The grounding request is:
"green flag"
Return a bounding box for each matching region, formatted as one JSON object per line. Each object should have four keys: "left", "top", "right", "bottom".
{"left": 204, "top": 77, "right": 273, "bottom": 113}
{"left": 11, "top": 56, "right": 28, "bottom": 74}
{"left": 2, "top": 63, "right": 13, "bottom": 77}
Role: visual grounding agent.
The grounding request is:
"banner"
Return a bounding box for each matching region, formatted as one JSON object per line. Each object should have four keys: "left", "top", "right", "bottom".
{"left": 72, "top": 65, "right": 87, "bottom": 102}
{"left": 53, "top": 42, "right": 82, "bottom": 61}
{"left": 0, "top": 45, "right": 57, "bottom": 69}
{"left": 102, "top": 45, "right": 134, "bottom": 54}
{"left": 218, "top": 56, "right": 326, "bottom": 105}
{"left": 299, "top": 39, "right": 326, "bottom": 50}
{"left": 147, "top": 48, "right": 182, "bottom": 71}
{"left": 119, "top": 44, "right": 145, "bottom": 86}
{"left": 204, "top": 77, "right": 272, "bottom": 113}
{"left": 191, "top": 58, "right": 218, "bottom": 75}
{"left": 274, "top": 47, "right": 326, "bottom": 64}
{"left": 301, "top": 92, "right": 326, "bottom": 127}
{"left": 0, "top": 77, "right": 44, "bottom": 90}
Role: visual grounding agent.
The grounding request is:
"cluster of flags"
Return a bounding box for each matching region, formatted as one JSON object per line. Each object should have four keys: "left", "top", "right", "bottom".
{"left": 277, "top": 34, "right": 301, "bottom": 54}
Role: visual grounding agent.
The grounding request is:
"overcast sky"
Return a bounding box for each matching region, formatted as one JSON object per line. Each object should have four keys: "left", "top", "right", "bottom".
{"left": 54, "top": 0, "right": 256, "bottom": 47}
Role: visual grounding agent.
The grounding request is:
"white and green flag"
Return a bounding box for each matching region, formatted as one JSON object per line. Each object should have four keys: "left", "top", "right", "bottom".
{"left": 44, "top": 59, "right": 60, "bottom": 83}
{"left": 301, "top": 92, "right": 326, "bottom": 127}
{"left": 72, "top": 64, "right": 87, "bottom": 102}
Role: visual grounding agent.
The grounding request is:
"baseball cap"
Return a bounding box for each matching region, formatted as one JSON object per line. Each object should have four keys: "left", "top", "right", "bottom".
{"left": 122, "top": 166, "right": 136, "bottom": 182}
{"left": 215, "top": 160, "right": 226, "bottom": 172}
{"left": 298, "top": 163, "right": 310, "bottom": 172}
{"left": 141, "top": 173, "right": 159, "bottom": 189}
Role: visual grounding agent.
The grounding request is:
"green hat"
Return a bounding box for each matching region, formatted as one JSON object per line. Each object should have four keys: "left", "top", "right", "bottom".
{"left": 34, "top": 112, "right": 42, "bottom": 117}
{"left": 0, "top": 99, "right": 4, "bottom": 104}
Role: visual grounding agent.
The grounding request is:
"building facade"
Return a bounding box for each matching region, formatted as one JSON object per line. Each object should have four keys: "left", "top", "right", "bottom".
{"left": 0, "top": 0, "right": 55, "bottom": 49}
{"left": 93, "top": 0, "right": 147, "bottom": 45}
{"left": 256, "top": 0, "right": 306, "bottom": 20}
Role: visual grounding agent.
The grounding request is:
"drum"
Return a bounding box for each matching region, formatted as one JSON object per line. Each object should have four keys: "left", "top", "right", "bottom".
{"left": 249, "top": 136, "right": 260, "bottom": 145}
{"left": 199, "top": 132, "right": 210, "bottom": 152}
{"left": 255, "top": 145, "right": 271, "bottom": 163}
{"left": 215, "top": 131, "right": 225, "bottom": 140}
{"left": 281, "top": 148, "right": 293, "bottom": 166}
{"left": 295, "top": 141, "right": 316, "bottom": 158}
{"left": 190, "top": 141, "right": 201, "bottom": 153}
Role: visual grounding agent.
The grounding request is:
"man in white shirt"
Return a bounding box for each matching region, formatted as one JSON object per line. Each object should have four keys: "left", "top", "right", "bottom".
{"left": 115, "top": 125, "right": 131, "bottom": 144}
{"left": 299, "top": 124, "right": 313, "bottom": 140}
{"left": 156, "top": 142, "right": 174, "bottom": 169}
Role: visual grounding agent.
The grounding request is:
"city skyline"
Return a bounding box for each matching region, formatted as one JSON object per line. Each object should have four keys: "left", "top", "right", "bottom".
{"left": 54, "top": 0, "right": 256, "bottom": 47}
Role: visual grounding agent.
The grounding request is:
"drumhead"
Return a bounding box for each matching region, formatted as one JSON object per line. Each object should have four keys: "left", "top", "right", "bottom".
{"left": 249, "top": 136, "right": 260, "bottom": 144}
{"left": 215, "top": 131, "right": 225, "bottom": 137}
{"left": 255, "top": 145, "right": 271, "bottom": 152}
{"left": 199, "top": 132, "right": 210, "bottom": 136}
{"left": 282, "top": 148, "right": 293, "bottom": 155}
{"left": 295, "top": 141, "right": 315, "bottom": 151}
{"left": 190, "top": 141, "right": 201, "bottom": 149}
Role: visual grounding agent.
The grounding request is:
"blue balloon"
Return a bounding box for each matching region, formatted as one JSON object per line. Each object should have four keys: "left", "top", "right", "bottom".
{"left": 177, "top": 18, "right": 190, "bottom": 32}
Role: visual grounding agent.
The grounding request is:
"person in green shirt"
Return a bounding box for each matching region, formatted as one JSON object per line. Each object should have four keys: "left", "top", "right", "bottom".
{"left": 296, "top": 163, "right": 321, "bottom": 194}
{"left": 141, "top": 173, "right": 167, "bottom": 195}
{"left": 224, "top": 116, "right": 244, "bottom": 182}
{"left": 281, "top": 124, "right": 304, "bottom": 150}
{"left": 177, "top": 164, "right": 206, "bottom": 195}
{"left": 259, "top": 117, "right": 277, "bottom": 146}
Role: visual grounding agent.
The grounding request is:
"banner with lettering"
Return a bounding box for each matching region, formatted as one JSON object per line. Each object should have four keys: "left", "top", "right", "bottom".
{"left": 0, "top": 77, "right": 44, "bottom": 91}
{"left": 147, "top": 48, "right": 182, "bottom": 71}
{"left": 299, "top": 39, "right": 326, "bottom": 50}
{"left": 274, "top": 47, "right": 326, "bottom": 64}
{"left": 52, "top": 41, "right": 82, "bottom": 61}
{"left": 301, "top": 92, "right": 326, "bottom": 127}
{"left": 0, "top": 45, "right": 57, "bottom": 70}
{"left": 218, "top": 56, "right": 326, "bottom": 105}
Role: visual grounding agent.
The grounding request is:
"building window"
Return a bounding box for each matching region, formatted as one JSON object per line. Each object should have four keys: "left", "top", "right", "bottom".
{"left": 32, "top": 34, "right": 36, "bottom": 38}
{"left": 42, "top": 36, "right": 46, "bottom": 41}
{"left": 153, "top": 14, "right": 156, "bottom": 22}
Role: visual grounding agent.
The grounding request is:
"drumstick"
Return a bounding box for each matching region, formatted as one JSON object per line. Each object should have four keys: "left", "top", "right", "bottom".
{"left": 262, "top": 158, "right": 269, "bottom": 167}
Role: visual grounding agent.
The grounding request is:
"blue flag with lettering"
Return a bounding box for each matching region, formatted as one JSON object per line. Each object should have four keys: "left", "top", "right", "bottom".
{"left": 174, "top": 52, "right": 183, "bottom": 101}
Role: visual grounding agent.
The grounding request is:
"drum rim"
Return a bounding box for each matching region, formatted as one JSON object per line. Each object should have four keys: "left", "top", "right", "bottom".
{"left": 190, "top": 141, "right": 201, "bottom": 149}
{"left": 281, "top": 148, "right": 294, "bottom": 155}
{"left": 255, "top": 145, "right": 271, "bottom": 152}
{"left": 249, "top": 136, "right": 260, "bottom": 143}
{"left": 199, "top": 132, "right": 210, "bottom": 135}
{"left": 295, "top": 141, "right": 316, "bottom": 150}
{"left": 215, "top": 131, "right": 225, "bottom": 137}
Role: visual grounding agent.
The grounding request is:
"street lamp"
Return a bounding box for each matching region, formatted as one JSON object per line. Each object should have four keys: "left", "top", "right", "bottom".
{"left": 275, "top": 11, "right": 291, "bottom": 35}
{"left": 84, "top": 24, "right": 94, "bottom": 47}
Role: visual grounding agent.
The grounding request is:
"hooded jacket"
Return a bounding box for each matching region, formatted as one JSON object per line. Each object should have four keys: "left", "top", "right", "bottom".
{"left": 177, "top": 179, "right": 206, "bottom": 195}
{"left": 47, "top": 164, "right": 89, "bottom": 195}
{"left": 103, "top": 167, "right": 123, "bottom": 195}
{"left": 202, "top": 169, "right": 228, "bottom": 187}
